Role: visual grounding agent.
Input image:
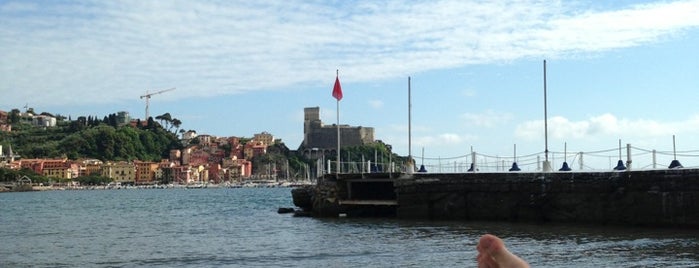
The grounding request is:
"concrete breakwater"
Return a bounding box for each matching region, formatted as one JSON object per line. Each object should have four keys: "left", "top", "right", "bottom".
{"left": 291, "top": 169, "right": 699, "bottom": 228}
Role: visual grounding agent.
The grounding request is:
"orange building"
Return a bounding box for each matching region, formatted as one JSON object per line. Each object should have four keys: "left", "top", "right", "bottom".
{"left": 134, "top": 160, "right": 159, "bottom": 185}
{"left": 20, "top": 158, "right": 76, "bottom": 179}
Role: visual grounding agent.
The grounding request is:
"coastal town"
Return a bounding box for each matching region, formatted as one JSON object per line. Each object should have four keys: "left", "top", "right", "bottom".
{"left": 0, "top": 106, "right": 389, "bottom": 190}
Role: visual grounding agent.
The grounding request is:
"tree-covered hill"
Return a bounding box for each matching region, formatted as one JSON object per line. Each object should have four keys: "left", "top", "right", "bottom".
{"left": 0, "top": 113, "right": 181, "bottom": 161}
{"left": 1, "top": 109, "right": 408, "bottom": 178}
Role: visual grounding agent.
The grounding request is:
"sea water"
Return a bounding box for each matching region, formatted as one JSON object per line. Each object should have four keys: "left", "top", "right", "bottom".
{"left": 1, "top": 188, "right": 697, "bottom": 267}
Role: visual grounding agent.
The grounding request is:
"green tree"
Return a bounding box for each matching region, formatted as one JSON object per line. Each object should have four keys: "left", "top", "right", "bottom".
{"left": 9, "top": 109, "right": 21, "bottom": 123}
{"left": 155, "top": 113, "right": 172, "bottom": 130}
{"left": 171, "top": 118, "right": 181, "bottom": 133}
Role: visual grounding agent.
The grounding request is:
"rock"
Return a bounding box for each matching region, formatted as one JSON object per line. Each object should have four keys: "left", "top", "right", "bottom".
{"left": 277, "top": 207, "right": 295, "bottom": 214}
{"left": 291, "top": 185, "right": 314, "bottom": 210}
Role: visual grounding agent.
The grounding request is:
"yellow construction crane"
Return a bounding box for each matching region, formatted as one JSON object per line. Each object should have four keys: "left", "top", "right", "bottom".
{"left": 140, "top": 88, "right": 175, "bottom": 120}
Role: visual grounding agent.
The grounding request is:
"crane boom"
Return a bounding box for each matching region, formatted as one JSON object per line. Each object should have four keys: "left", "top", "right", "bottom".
{"left": 140, "top": 87, "right": 175, "bottom": 120}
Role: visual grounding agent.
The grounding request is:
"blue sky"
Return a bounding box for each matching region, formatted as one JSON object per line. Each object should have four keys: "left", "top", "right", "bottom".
{"left": 2, "top": 0, "right": 699, "bottom": 171}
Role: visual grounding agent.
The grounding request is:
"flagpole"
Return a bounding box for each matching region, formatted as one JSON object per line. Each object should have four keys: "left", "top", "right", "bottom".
{"left": 408, "top": 76, "right": 413, "bottom": 174}
{"left": 543, "top": 60, "right": 551, "bottom": 172}
{"left": 336, "top": 69, "right": 341, "bottom": 174}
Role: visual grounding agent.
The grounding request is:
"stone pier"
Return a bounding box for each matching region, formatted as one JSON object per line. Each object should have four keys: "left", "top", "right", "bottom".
{"left": 292, "top": 169, "right": 699, "bottom": 228}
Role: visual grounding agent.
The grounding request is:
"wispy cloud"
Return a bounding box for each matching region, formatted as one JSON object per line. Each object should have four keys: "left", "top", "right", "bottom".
{"left": 461, "top": 109, "right": 513, "bottom": 128}
{"left": 514, "top": 113, "right": 699, "bottom": 141}
{"left": 368, "top": 99, "right": 384, "bottom": 109}
{"left": 2, "top": 0, "right": 698, "bottom": 107}
{"left": 461, "top": 89, "right": 477, "bottom": 98}
{"left": 413, "top": 133, "right": 469, "bottom": 148}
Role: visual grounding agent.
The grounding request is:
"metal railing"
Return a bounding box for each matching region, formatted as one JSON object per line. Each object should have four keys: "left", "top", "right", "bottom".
{"left": 319, "top": 144, "right": 699, "bottom": 175}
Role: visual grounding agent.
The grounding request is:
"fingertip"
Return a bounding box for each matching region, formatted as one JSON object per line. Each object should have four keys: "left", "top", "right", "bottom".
{"left": 478, "top": 234, "right": 498, "bottom": 251}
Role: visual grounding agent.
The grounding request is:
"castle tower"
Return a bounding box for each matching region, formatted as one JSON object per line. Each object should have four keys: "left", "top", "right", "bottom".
{"left": 303, "top": 107, "right": 321, "bottom": 147}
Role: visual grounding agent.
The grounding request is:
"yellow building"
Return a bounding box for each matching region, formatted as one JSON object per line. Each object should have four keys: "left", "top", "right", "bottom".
{"left": 253, "top": 131, "right": 275, "bottom": 146}
{"left": 102, "top": 161, "right": 136, "bottom": 185}
{"left": 78, "top": 159, "right": 104, "bottom": 177}
{"left": 41, "top": 159, "right": 77, "bottom": 179}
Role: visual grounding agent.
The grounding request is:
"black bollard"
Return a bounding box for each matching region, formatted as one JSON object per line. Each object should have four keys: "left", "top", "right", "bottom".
{"left": 668, "top": 159, "right": 683, "bottom": 169}
{"left": 559, "top": 162, "right": 572, "bottom": 171}
{"left": 613, "top": 160, "right": 626, "bottom": 171}
{"left": 509, "top": 162, "right": 520, "bottom": 171}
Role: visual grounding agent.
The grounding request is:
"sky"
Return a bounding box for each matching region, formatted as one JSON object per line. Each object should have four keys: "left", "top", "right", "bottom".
{"left": 2, "top": 0, "right": 699, "bottom": 171}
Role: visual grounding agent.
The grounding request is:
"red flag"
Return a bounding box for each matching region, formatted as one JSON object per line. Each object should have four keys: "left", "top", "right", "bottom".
{"left": 332, "top": 75, "right": 343, "bottom": 101}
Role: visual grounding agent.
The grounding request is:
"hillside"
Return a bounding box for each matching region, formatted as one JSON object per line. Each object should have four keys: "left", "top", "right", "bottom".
{"left": 0, "top": 112, "right": 181, "bottom": 162}
{"left": 0, "top": 109, "right": 408, "bottom": 179}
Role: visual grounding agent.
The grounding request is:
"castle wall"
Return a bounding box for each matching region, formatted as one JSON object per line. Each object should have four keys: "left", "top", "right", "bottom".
{"left": 301, "top": 107, "right": 374, "bottom": 150}
{"left": 305, "top": 126, "right": 374, "bottom": 150}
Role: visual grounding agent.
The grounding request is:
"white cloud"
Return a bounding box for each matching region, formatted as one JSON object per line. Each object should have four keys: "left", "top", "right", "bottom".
{"left": 439, "top": 133, "right": 464, "bottom": 144}
{"left": 534, "top": 1, "right": 699, "bottom": 52}
{"left": 461, "top": 109, "right": 513, "bottom": 128}
{"left": 515, "top": 113, "right": 699, "bottom": 142}
{"left": 2, "top": 0, "right": 699, "bottom": 106}
{"left": 368, "top": 100, "right": 384, "bottom": 109}
{"left": 461, "top": 89, "right": 477, "bottom": 98}
{"left": 412, "top": 132, "right": 477, "bottom": 149}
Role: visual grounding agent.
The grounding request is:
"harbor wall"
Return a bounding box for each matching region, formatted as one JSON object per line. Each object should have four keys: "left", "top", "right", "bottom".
{"left": 395, "top": 169, "right": 699, "bottom": 227}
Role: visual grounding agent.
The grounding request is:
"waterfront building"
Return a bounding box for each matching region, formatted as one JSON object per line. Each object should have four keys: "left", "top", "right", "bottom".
{"left": 208, "top": 164, "right": 222, "bottom": 183}
{"left": 77, "top": 159, "right": 104, "bottom": 177}
{"left": 41, "top": 159, "right": 76, "bottom": 179}
{"left": 169, "top": 165, "right": 190, "bottom": 184}
{"left": 102, "top": 161, "right": 136, "bottom": 185}
{"left": 134, "top": 160, "right": 159, "bottom": 185}
{"left": 156, "top": 160, "right": 176, "bottom": 183}
{"left": 189, "top": 165, "right": 209, "bottom": 183}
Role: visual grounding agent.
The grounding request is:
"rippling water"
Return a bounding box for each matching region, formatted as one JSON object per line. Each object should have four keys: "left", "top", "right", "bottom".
{"left": 1, "top": 188, "right": 697, "bottom": 267}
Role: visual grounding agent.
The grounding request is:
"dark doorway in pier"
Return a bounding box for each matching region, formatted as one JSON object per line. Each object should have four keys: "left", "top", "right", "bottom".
{"left": 348, "top": 181, "right": 396, "bottom": 200}
{"left": 342, "top": 180, "right": 398, "bottom": 217}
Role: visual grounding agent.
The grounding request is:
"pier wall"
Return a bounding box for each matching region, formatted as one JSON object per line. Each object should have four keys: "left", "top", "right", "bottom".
{"left": 396, "top": 170, "right": 699, "bottom": 227}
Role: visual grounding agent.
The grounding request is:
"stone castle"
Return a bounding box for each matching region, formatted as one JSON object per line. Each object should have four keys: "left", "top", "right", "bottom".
{"left": 299, "top": 107, "right": 374, "bottom": 157}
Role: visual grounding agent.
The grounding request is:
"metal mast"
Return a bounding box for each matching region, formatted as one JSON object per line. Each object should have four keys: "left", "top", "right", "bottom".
{"left": 408, "top": 76, "right": 413, "bottom": 173}
{"left": 543, "top": 60, "right": 551, "bottom": 171}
